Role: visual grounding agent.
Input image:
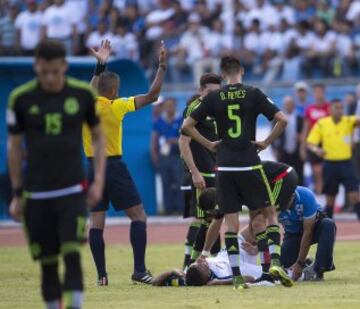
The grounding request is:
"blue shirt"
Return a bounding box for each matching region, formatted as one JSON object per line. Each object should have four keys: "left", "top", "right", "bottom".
{"left": 278, "top": 186, "right": 321, "bottom": 234}
{"left": 153, "top": 116, "right": 182, "bottom": 156}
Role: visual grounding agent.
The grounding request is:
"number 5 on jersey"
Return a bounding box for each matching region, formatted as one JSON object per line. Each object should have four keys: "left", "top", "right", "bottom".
{"left": 227, "top": 104, "right": 241, "bottom": 138}
{"left": 45, "top": 113, "right": 62, "bottom": 135}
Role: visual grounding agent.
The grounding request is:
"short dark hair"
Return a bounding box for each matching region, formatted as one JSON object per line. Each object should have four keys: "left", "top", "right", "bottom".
{"left": 199, "top": 73, "right": 222, "bottom": 88}
{"left": 186, "top": 94, "right": 201, "bottom": 106}
{"left": 98, "top": 71, "right": 120, "bottom": 95}
{"left": 220, "top": 55, "right": 242, "bottom": 76}
{"left": 185, "top": 265, "right": 207, "bottom": 286}
{"left": 198, "top": 188, "right": 216, "bottom": 211}
{"left": 35, "top": 40, "right": 66, "bottom": 60}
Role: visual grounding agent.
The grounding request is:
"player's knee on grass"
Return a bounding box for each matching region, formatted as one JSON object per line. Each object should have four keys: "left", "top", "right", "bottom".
{"left": 185, "top": 264, "right": 209, "bottom": 286}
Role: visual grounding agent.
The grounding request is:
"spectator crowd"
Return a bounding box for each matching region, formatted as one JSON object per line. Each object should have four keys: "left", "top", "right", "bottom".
{"left": 1, "top": 0, "right": 360, "bottom": 82}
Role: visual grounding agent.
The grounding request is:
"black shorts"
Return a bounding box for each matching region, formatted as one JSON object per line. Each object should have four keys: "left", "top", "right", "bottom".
{"left": 216, "top": 165, "right": 273, "bottom": 214}
{"left": 89, "top": 156, "right": 142, "bottom": 212}
{"left": 23, "top": 192, "right": 87, "bottom": 262}
{"left": 271, "top": 167, "right": 298, "bottom": 209}
{"left": 307, "top": 150, "right": 323, "bottom": 165}
{"left": 323, "top": 160, "right": 359, "bottom": 195}
{"left": 181, "top": 171, "right": 193, "bottom": 218}
{"left": 191, "top": 175, "right": 215, "bottom": 219}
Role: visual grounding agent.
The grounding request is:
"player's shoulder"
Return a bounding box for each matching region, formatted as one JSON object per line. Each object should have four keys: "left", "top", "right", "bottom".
{"left": 185, "top": 97, "right": 201, "bottom": 116}
{"left": 295, "top": 186, "right": 315, "bottom": 202}
{"left": 66, "top": 77, "right": 95, "bottom": 96}
{"left": 317, "top": 116, "right": 331, "bottom": 126}
{"left": 8, "top": 79, "right": 38, "bottom": 108}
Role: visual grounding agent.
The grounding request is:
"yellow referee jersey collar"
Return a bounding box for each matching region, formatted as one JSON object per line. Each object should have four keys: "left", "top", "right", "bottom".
{"left": 96, "top": 96, "right": 113, "bottom": 104}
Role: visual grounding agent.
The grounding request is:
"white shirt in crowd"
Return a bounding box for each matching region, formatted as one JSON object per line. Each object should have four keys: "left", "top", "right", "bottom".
{"left": 239, "top": 4, "right": 278, "bottom": 29}
{"left": 292, "top": 31, "right": 316, "bottom": 51}
{"left": 86, "top": 31, "right": 114, "bottom": 50}
{"left": 310, "top": 31, "right": 336, "bottom": 53}
{"left": 112, "top": 33, "right": 139, "bottom": 60}
{"left": 179, "top": 28, "right": 209, "bottom": 64}
{"left": 244, "top": 31, "right": 270, "bottom": 55}
{"left": 336, "top": 33, "right": 353, "bottom": 57}
{"left": 42, "top": 3, "right": 76, "bottom": 39}
{"left": 346, "top": 1, "right": 360, "bottom": 21}
{"left": 66, "top": 0, "right": 87, "bottom": 34}
{"left": 15, "top": 10, "right": 42, "bottom": 50}
{"left": 205, "top": 31, "right": 232, "bottom": 56}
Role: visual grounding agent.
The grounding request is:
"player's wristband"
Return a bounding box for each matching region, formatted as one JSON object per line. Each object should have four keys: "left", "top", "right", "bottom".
{"left": 201, "top": 250, "right": 210, "bottom": 257}
{"left": 296, "top": 260, "right": 306, "bottom": 268}
{"left": 94, "top": 61, "right": 106, "bottom": 76}
{"left": 12, "top": 187, "right": 23, "bottom": 198}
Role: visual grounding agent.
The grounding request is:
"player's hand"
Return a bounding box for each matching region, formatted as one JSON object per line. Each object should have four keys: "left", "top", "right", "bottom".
{"left": 158, "top": 40, "right": 167, "bottom": 69}
{"left": 196, "top": 255, "right": 208, "bottom": 264}
{"left": 240, "top": 241, "right": 258, "bottom": 256}
{"left": 172, "top": 269, "right": 185, "bottom": 277}
{"left": 251, "top": 140, "right": 269, "bottom": 153}
{"left": 290, "top": 263, "right": 303, "bottom": 281}
{"left": 192, "top": 170, "right": 205, "bottom": 189}
{"left": 208, "top": 140, "right": 221, "bottom": 153}
{"left": 86, "top": 179, "right": 104, "bottom": 209}
{"left": 90, "top": 39, "right": 111, "bottom": 64}
{"left": 9, "top": 197, "right": 23, "bottom": 222}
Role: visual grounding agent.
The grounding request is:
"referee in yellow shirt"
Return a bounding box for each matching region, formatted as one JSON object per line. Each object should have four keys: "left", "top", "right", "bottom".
{"left": 307, "top": 99, "right": 360, "bottom": 219}
{"left": 83, "top": 40, "right": 167, "bottom": 285}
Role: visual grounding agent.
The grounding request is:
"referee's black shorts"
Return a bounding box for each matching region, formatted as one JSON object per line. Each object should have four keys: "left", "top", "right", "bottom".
{"left": 216, "top": 165, "right": 273, "bottom": 214}
{"left": 23, "top": 192, "right": 87, "bottom": 262}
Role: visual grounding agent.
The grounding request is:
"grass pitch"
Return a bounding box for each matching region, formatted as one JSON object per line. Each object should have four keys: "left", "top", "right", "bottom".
{"left": 1, "top": 242, "right": 360, "bottom": 308}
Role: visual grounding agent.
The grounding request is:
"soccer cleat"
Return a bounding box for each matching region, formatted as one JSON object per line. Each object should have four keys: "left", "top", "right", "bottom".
{"left": 249, "top": 273, "right": 275, "bottom": 287}
{"left": 132, "top": 270, "right": 153, "bottom": 284}
{"left": 97, "top": 276, "right": 108, "bottom": 286}
{"left": 233, "top": 275, "right": 249, "bottom": 290}
{"left": 270, "top": 265, "right": 294, "bottom": 287}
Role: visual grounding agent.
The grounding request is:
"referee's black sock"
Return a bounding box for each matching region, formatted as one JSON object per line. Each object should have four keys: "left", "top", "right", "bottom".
{"left": 183, "top": 222, "right": 200, "bottom": 269}
{"left": 89, "top": 228, "right": 107, "bottom": 278}
{"left": 189, "top": 222, "right": 208, "bottom": 264}
{"left": 225, "top": 232, "right": 244, "bottom": 286}
{"left": 256, "top": 231, "right": 271, "bottom": 274}
{"left": 130, "top": 220, "right": 147, "bottom": 273}
{"left": 40, "top": 261, "right": 61, "bottom": 307}
{"left": 63, "top": 252, "right": 83, "bottom": 309}
{"left": 324, "top": 205, "right": 334, "bottom": 219}
{"left": 266, "top": 225, "right": 281, "bottom": 267}
{"left": 210, "top": 234, "right": 221, "bottom": 256}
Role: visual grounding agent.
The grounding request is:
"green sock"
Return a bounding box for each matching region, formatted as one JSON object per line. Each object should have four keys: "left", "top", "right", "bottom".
{"left": 266, "top": 225, "right": 281, "bottom": 267}
{"left": 225, "top": 232, "right": 244, "bottom": 286}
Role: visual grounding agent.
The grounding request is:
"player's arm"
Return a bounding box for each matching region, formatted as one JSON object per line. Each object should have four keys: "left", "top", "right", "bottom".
{"left": 254, "top": 111, "right": 288, "bottom": 152}
{"left": 354, "top": 116, "right": 360, "bottom": 126}
{"left": 134, "top": 42, "right": 167, "bottom": 110}
{"left": 199, "top": 218, "right": 223, "bottom": 259}
{"left": 300, "top": 118, "right": 310, "bottom": 160}
{"left": 306, "top": 123, "right": 325, "bottom": 158}
{"left": 179, "top": 134, "right": 205, "bottom": 189}
{"left": 152, "top": 269, "right": 184, "bottom": 286}
{"left": 207, "top": 279, "right": 233, "bottom": 286}
{"left": 150, "top": 130, "right": 159, "bottom": 168}
{"left": 89, "top": 39, "right": 112, "bottom": 91}
{"left": 8, "top": 134, "right": 24, "bottom": 221}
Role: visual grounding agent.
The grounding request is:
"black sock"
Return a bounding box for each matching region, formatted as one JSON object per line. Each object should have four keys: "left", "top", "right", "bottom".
{"left": 89, "top": 228, "right": 106, "bottom": 278}
{"left": 183, "top": 222, "right": 200, "bottom": 269}
{"left": 324, "top": 205, "right": 334, "bottom": 218}
{"left": 190, "top": 222, "right": 208, "bottom": 263}
{"left": 224, "top": 232, "right": 243, "bottom": 284}
{"left": 256, "top": 231, "right": 271, "bottom": 274}
{"left": 354, "top": 202, "right": 360, "bottom": 220}
{"left": 130, "top": 220, "right": 147, "bottom": 273}
{"left": 63, "top": 252, "right": 84, "bottom": 309}
{"left": 266, "top": 225, "right": 281, "bottom": 266}
{"left": 210, "top": 234, "right": 221, "bottom": 256}
{"left": 41, "top": 261, "right": 61, "bottom": 302}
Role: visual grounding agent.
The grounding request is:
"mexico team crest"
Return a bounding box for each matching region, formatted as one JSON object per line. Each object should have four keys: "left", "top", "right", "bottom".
{"left": 64, "top": 97, "right": 79, "bottom": 115}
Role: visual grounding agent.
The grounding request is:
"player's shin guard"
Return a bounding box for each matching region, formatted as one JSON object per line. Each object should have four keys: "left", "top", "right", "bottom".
{"left": 89, "top": 228, "right": 106, "bottom": 278}
{"left": 63, "top": 252, "right": 83, "bottom": 309}
{"left": 266, "top": 225, "right": 281, "bottom": 266}
{"left": 225, "top": 232, "right": 244, "bottom": 287}
{"left": 190, "top": 222, "right": 208, "bottom": 264}
{"left": 40, "top": 259, "right": 61, "bottom": 308}
{"left": 183, "top": 222, "right": 200, "bottom": 269}
{"left": 256, "top": 231, "right": 271, "bottom": 274}
{"left": 210, "top": 234, "right": 221, "bottom": 256}
{"left": 130, "top": 220, "right": 147, "bottom": 273}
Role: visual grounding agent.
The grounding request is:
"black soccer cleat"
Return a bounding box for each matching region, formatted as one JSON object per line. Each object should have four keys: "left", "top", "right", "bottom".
{"left": 132, "top": 270, "right": 153, "bottom": 284}
{"left": 97, "top": 276, "right": 108, "bottom": 286}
